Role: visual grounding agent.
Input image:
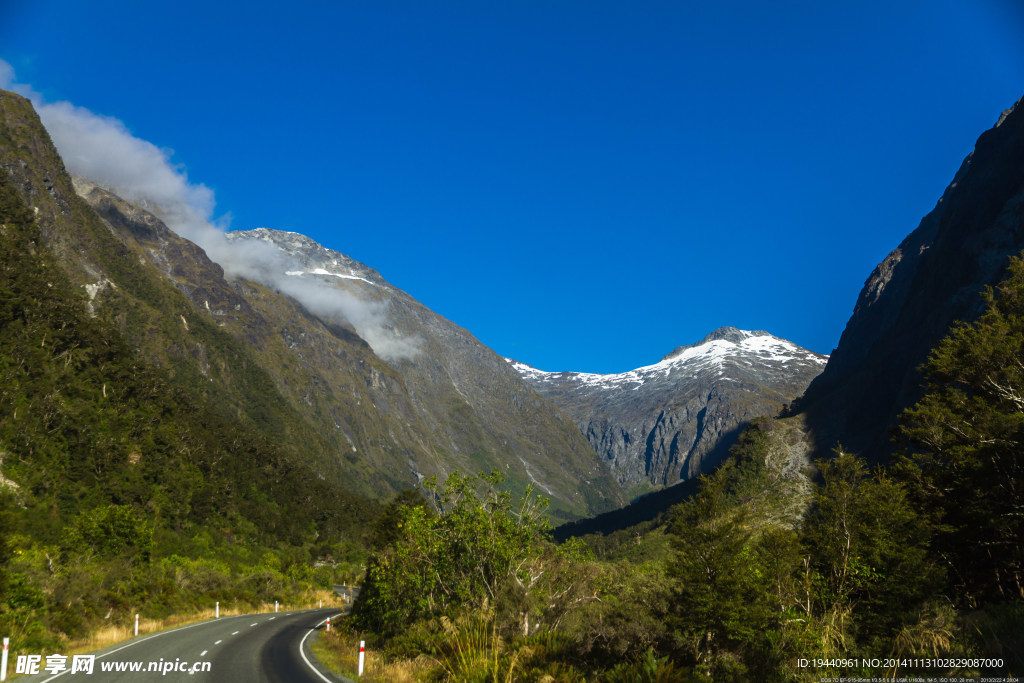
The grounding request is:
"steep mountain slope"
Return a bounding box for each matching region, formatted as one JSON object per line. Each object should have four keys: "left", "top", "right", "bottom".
{"left": 0, "top": 89, "right": 354, "bottom": 493}
{"left": 511, "top": 327, "right": 826, "bottom": 492}
{"left": 0, "top": 123, "right": 378, "bottom": 554}
{"left": 799, "top": 95, "right": 1024, "bottom": 462}
{"left": 223, "top": 229, "right": 625, "bottom": 520}
{"left": 71, "top": 178, "right": 437, "bottom": 497}
{"left": 0, "top": 88, "right": 623, "bottom": 521}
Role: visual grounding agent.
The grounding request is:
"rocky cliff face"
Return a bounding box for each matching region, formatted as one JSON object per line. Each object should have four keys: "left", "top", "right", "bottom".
{"left": 220, "top": 228, "right": 626, "bottom": 520}
{"left": 511, "top": 327, "right": 826, "bottom": 492}
{"left": 800, "top": 95, "right": 1024, "bottom": 461}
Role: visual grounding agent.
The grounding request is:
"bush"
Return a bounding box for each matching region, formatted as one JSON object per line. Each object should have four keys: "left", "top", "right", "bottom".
{"left": 352, "top": 472, "right": 551, "bottom": 637}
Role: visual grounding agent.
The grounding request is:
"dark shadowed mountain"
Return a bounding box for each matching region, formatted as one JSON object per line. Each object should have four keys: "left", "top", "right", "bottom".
{"left": 799, "top": 95, "right": 1024, "bottom": 462}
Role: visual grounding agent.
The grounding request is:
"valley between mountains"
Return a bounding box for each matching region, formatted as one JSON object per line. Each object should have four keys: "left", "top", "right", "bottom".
{"left": 61, "top": 137, "right": 829, "bottom": 519}
{"left": 2, "top": 86, "right": 1023, "bottom": 679}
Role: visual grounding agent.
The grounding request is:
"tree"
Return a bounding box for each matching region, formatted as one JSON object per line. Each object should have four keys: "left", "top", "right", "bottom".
{"left": 801, "top": 451, "right": 939, "bottom": 648}
{"left": 351, "top": 471, "right": 553, "bottom": 637}
{"left": 0, "top": 491, "right": 12, "bottom": 604}
{"left": 368, "top": 488, "right": 434, "bottom": 550}
{"left": 497, "top": 536, "right": 601, "bottom": 638}
{"left": 898, "top": 254, "right": 1024, "bottom": 606}
{"left": 667, "top": 469, "right": 772, "bottom": 680}
{"left": 63, "top": 505, "right": 153, "bottom": 565}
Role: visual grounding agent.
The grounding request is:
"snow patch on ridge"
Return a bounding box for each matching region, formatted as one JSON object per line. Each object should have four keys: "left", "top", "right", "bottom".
{"left": 507, "top": 330, "right": 827, "bottom": 390}
{"left": 285, "top": 269, "right": 378, "bottom": 286}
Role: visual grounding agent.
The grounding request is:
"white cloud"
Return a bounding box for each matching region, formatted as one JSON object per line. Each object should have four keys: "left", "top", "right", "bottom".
{"left": 0, "top": 61, "right": 14, "bottom": 90}
{"left": 0, "top": 59, "right": 419, "bottom": 361}
{"left": 40, "top": 99, "right": 220, "bottom": 238}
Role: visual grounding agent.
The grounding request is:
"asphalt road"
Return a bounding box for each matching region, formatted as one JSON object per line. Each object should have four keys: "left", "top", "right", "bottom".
{"left": 15, "top": 608, "right": 351, "bottom": 682}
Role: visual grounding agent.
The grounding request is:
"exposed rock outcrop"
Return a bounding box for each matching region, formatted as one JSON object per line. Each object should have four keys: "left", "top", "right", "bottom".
{"left": 512, "top": 327, "right": 826, "bottom": 491}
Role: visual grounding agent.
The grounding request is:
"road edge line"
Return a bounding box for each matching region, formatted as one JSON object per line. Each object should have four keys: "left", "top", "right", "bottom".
{"left": 298, "top": 613, "right": 347, "bottom": 683}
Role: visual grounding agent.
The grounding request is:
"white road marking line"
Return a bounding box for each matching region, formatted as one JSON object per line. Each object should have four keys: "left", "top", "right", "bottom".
{"left": 36, "top": 614, "right": 249, "bottom": 682}
{"left": 251, "top": 622, "right": 258, "bottom": 626}
{"left": 200, "top": 650, "right": 207, "bottom": 657}
{"left": 232, "top": 631, "right": 239, "bottom": 635}
{"left": 269, "top": 616, "right": 276, "bottom": 620}
{"left": 299, "top": 613, "right": 345, "bottom": 683}
{"left": 214, "top": 640, "right": 222, "bottom": 645}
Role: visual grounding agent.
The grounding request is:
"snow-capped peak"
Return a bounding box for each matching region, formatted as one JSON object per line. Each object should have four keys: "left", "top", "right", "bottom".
{"left": 508, "top": 328, "right": 827, "bottom": 390}
{"left": 227, "top": 228, "right": 385, "bottom": 288}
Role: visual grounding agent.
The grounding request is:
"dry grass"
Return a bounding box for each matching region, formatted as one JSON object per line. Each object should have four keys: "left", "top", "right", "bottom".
{"left": 312, "top": 627, "right": 439, "bottom": 682}
{"left": 65, "top": 590, "right": 342, "bottom": 656}
{"left": 891, "top": 604, "right": 955, "bottom": 661}
{"left": 817, "top": 604, "right": 852, "bottom": 658}
{"left": 310, "top": 615, "right": 527, "bottom": 682}
{"left": 364, "top": 653, "right": 436, "bottom": 682}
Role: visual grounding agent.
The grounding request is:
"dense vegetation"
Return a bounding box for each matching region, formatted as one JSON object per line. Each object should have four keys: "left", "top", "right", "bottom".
{"left": 331, "top": 260, "right": 1024, "bottom": 680}
{"left": 897, "top": 258, "right": 1024, "bottom": 607}
{"left": 0, "top": 173, "right": 378, "bottom": 649}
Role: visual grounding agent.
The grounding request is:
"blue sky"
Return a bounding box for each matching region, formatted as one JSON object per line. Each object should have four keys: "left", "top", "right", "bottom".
{"left": 2, "top": 1, "right": 1023, "bottom": 372}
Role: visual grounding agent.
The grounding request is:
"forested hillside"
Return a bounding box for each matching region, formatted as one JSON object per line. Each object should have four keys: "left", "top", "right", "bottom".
{"left": 0, "top": 170, "right": 378, "bottom": 649}
{"left": 0, "top": 89, "right": 374, "bottom": 498}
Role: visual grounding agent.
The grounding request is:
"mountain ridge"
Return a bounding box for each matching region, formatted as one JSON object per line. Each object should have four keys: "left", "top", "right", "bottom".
{"left": 510, "top": 327, "right": 826, "bottom": 492}
{"left": 0, "top": 87, "right": 623, "bottom": 522}
{"left": 221, "top": 227, "right": 626, "bottom": 520}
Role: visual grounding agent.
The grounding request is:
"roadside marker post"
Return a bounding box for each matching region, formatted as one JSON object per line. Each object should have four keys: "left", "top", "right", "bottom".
{"left": 275, "top": 601, "right": 278, "bottom": 613}
{"left": 134, "top": 614, "right": 139, "bottom": 637}
{"left": 326, "top": 617, "right": 331, "bottom": 632}
{"left": 2, "top": 636, "right": 9, "bottom": 682}
{"left": 358, "top": 640, "right": 365, "bottom": 677}
{"left": 216, "top": 601, "right": 219, "bottom": 618}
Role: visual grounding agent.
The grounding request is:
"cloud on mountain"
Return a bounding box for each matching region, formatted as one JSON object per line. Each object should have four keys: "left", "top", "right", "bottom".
{"left": 0, "top": 60, "right": 419, "bottom": 361}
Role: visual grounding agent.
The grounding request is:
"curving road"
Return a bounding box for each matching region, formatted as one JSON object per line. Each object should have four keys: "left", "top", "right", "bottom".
{"left": 16, "top": 608, "right": 352, "bottom": 682}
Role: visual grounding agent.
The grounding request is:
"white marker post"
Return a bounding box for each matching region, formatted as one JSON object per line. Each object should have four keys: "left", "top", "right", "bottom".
{"left": 215, "top": 601, "right": 219, "bottom": 619}
{"left": 274, "top": 601, "right": 278, "bottom": 613}
{"left": 134, "top": 614, "right": 139, "bottom": 637}
{"left": 2, "top": 636, "right": 9, "bottom": 682}
{"left": 326, "top": 617, "right": 331, "bottom": 632}
{"left": 319, "top": 599, "right": 322, "bottom": 608}
{"left": 358, "top": 640, "right": 365, "bottom": 677}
